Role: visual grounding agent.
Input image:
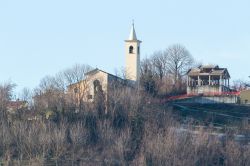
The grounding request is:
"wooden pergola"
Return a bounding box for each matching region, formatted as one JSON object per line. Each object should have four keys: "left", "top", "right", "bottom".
{"left": 187, "top": 65, "right": 231, "bottom": 95}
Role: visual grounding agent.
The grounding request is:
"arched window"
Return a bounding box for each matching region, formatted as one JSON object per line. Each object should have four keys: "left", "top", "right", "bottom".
{"left": 129, "top": 46, "right": 134, "bottom": 54}
{"left": 74, "top": 87, "right": 78, "bottom": 94}
{"left": 93, "top": 80, "right": 102, "bottom": 95}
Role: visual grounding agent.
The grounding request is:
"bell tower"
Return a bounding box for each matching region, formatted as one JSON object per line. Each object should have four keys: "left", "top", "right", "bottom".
{"left": 125, "top": 22, "right": 142, "bottom": 84}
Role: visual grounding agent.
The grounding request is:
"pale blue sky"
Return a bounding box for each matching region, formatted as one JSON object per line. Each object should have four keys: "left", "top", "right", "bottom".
{"left": 0, "top": 0, "right": 250, "bottom": 93}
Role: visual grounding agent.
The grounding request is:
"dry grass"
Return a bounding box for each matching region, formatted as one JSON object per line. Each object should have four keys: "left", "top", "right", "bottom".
{"left": 1, "top": 89, "right": 250, "bottom": 166}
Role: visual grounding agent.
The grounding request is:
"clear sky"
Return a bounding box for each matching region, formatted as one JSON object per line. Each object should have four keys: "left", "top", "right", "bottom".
{"left": 0, "top": 0, "right": 250, "bottom": 94}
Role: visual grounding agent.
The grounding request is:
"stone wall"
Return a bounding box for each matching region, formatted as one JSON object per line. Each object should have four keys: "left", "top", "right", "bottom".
{"left": 187, "top": 85, "right": 230, "bottom": 95}
{"left": 176, "top": 96, "right": 239, "bottom": 104}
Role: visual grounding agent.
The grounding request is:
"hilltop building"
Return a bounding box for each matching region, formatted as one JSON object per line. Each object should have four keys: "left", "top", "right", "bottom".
{"left": 7, "top": 100, "right": 28, "bottom": 113}
{"left": 240, "top": 90, "right": 250, "bottom": 104}
{"left": 68, "top": 24, "right": 141, "bottom": 104}
{"left": 187, "top": 65, "right": 231, "bottom": 95}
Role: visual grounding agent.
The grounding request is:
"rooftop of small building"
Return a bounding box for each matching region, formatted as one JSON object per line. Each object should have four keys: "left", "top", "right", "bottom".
{"left": 67, "top": 68, "right": 125, "bottom": 88}
{"left": 187, "top": 65, "right": 230, "bottom": 78}
{"left": 85, "top": 68, "right": 123, "bottom": 80}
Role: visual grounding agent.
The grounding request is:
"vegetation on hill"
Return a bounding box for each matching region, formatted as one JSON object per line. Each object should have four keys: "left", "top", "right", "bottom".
{"left": 140, "top": 44, "right": 194, "bottom": 96}
{"left": 1, "top": 81, "right": 250, "bottom": 165}
{"left": 1, "top": 44, "right": 250, "bottom": 165}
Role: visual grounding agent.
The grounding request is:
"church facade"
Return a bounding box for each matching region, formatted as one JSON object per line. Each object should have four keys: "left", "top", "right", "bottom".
{"left": 67, "top": 24, "right": 141, "bottom": 104}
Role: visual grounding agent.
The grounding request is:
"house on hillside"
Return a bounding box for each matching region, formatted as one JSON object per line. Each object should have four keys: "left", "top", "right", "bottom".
{"left": 7, "top": 100, "right": 28, "bottom": 113}
{"left": 67, "top": 23, "right": 141, "bottom": 107}
{"left": 187, "top": 65, "right": 231, "bottom": 95}
{"left": 240, "top": 90, "right": 250, "bottom": 104}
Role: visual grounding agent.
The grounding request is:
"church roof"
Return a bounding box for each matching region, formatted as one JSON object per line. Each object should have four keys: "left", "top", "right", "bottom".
{"left": 85, "top": 68, "right": 132, "bottom": 86}
{"left": 85, "top": 68, "right": 123, "bottom": 80}
{"left": 128, "top": 23, "right": 137, "bottom": 40}
{"left": 68, "top": 68, "right": 125, "bottom": 88}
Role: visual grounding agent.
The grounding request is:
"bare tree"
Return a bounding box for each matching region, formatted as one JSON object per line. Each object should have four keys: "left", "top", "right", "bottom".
{"left": 165, "top": 44, "right": 194, "bottom": 86}
{"left": 19, "top": 87, "right": 32, "bottom": 103}
{"left": 231, "top": 79, "right": 249, "bottom": 91}
{"left": 114, "top": 67, "right": 127, "bottom": 80}
{"left": 33, "top": 75, "right": 66, "bottom": 113}
{"left": 140, "top": 45, "right": 194, "bottom": 96}
{"left": 32, "top": 64, "right": 93, "bottom": 113}
{"left": 63, "top": 64, "right": 92, "bottom": 85}
{"left": 140, "top": 58, "right": 157, "bottom": 95}
{"left": 0, "top": 82, "right": 16, "bottom": 110}
{"left": 63, "top": 64, "right": 93, "bottom": 111}
{"left": 151, "top": 51, "right": 168, "bottom": 80}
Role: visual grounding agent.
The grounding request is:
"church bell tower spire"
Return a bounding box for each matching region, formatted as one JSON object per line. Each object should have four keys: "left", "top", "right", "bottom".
{"left": 128, "top": 21, "right": 137, "bottom": 40}
{"left": 125, "top": 22, "right": 142, "bottom": 85}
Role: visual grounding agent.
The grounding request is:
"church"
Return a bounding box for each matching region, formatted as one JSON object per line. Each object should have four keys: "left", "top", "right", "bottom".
{"left": 67, "top": 24, "right": 141, "bottom": 103}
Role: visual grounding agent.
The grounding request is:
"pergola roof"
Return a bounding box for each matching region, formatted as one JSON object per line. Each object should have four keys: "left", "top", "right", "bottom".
{"left": 187, "top": 65, "right": 230, "bottom": 78}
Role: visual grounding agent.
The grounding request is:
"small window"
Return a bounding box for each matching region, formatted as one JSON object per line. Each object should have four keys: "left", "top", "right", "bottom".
{"left": 74, "top": 87, "right": 78, "bottom": 93}
{"left": 93, "top": 80, "right": 102, "bottom": 95}
{"left": 137, "top": 46, "right": 140, "bottom": 54}
{"left": 129, "top": 46, "right": 133, "bottom": 54}
{"left": 87, "top": 95, "right": 93, "bottom": 99}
